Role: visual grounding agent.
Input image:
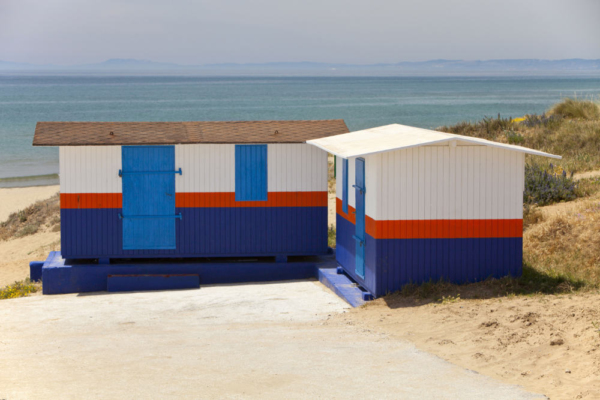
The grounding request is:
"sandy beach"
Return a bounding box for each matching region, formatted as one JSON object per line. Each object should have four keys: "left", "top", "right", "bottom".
{"left": 0, "top": 185, "right": 60, "bottom": 287}
{"left": 0, "top": 185, "right": 59, "bottom": 222}
{"left": 341, "top": 293, "right": 600, "bottom": 400}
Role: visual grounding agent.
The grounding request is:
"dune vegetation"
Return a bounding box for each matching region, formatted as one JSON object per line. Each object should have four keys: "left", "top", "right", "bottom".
{"left": 439, "top": 97, "right": 600, "bottom": 173}
{"left": 0, "top": 278, "right": 40, "bottom": 300}
{"left": 0, "top": 193, "right": 60, "bottom": 241}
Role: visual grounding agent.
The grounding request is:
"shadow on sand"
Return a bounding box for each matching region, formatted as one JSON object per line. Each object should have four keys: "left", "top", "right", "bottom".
{"left": 381, "top": 262, "right": 590, "bottom": 309}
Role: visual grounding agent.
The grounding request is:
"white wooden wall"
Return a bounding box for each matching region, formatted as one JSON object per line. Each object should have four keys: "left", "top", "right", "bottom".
{"left": 176, "top": 144, "right": 235, "bottom": 193}
{"left": 60, "top": 144, "right": 327, "bottom": 194}
{"left": 267, "top": 144, "right": 328, "bottom": 192}
{"left": 336, "top": 145, "right": 525, "bottom": 221}
{"left": 59, "top": 146, "right": 122, "bottom": 193}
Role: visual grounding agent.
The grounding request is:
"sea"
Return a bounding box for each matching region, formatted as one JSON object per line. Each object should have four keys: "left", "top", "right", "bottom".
{"left": 1, "top": 74, "right": 600, "bottom": 187}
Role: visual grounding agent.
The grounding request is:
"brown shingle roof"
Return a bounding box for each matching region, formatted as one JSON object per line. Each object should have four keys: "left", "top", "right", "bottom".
{"left": 33, "top": 120, "right": 349, "bottom": 146}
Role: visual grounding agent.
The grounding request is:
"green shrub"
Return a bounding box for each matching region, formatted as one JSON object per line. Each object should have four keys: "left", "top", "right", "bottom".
{"left": 504, "top": 130, "right": 524, "bottom": 144}
{"left": 481, "top": 113, "right": 514, "bottom": 135}
{"left": 520, "top": 113, "right": 563, "bottom": 129}
{"left": 524, "top": 163, "right": 577, "bottom": 206}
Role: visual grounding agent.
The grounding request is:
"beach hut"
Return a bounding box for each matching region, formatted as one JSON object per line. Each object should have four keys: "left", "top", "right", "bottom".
{"left": 33, "top": 120, "right": 348, "bottom": 262}
{"left": 307, "top": 124, "right": 560, "bottom": 298}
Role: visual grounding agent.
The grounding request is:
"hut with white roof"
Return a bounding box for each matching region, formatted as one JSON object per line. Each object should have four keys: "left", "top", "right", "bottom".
{"left": 308, "top": 124, "right": 560, "bottom": 298}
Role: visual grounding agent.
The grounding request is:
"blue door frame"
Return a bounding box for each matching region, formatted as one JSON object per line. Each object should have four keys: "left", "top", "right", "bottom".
{"left": 353, "top": 158, "right": 366, "bottom": 278}
{"left": 121, "top": 146, "right": 178, "bottom": 250}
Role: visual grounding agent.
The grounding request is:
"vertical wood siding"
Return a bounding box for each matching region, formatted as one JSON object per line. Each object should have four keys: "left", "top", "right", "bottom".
{"left": 60, "top": 143, "right": 328, "bottom": 258}
{"left": 59, "top": 146, "right": 122, "bottom": 193}
{"left": 335, "top": 145, "right": 526, "bottom": 297}
{"left": 268, "top": 144, "right": 327, "bottom": 192}
{"left": 370, "top": 146, "right": 524, "bottom": 221}
{"left": 175, "top": 144, "right": 235, "bottom": 193}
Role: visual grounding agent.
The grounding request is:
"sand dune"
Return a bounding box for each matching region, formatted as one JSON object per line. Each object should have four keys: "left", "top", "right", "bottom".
{"left": 0, "top": 185, "right": 59, "bottom": 222}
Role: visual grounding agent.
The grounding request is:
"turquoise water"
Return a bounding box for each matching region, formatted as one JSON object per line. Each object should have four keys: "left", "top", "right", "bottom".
{"left": 1, "top": 75, "right": 600, "bottom": 185}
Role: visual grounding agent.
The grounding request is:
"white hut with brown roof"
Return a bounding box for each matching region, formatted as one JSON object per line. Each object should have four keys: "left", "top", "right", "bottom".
{"left": 33, "top": 120, "right": 348, "bottom": 261}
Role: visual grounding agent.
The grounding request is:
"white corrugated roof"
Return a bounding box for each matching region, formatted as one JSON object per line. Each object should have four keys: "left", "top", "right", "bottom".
{"left": 307, "top": 124, "right": 561, "bottom": 159}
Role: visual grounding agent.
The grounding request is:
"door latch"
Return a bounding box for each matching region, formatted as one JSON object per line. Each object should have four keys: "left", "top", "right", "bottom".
{"left": 352, "top": 235, "right": 365, "bottom": 247}
{"left": 352, "top": 184, "right": 366, "bottom": 194}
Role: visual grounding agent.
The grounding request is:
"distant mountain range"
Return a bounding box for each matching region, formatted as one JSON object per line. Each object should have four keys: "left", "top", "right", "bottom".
{"left": 1, "top": 58, "right": 599, "bottom": 75}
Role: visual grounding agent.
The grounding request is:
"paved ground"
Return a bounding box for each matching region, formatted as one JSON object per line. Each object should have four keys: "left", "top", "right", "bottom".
{"left": 0, "top": 281, "right": 545, "bottom": 399}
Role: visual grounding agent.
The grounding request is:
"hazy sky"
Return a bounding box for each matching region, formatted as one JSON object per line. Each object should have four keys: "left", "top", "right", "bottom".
{"left": 1, "top": 0, "right": 599, "bottom": 65}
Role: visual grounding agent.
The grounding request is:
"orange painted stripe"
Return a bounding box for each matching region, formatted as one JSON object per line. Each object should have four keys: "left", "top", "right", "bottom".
{"left": 61, "top": 193, "right": 122, "bottom": 209}
{"left": 369, "top": 219, "right": 523, "bottom": 239}
{"left": 176, "top": 192, "right": 327, "bottom": 208}
{"left": 61, "top": 192, "right": 327, "bottom": 209}
{"left": 336, "top": 198, "right": 522, "bottom": 239}
{"left": 335, "top": 198, "right": 356, "bottom": 225}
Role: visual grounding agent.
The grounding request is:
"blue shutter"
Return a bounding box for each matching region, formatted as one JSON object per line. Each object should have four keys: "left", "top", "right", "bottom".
{"left": 235, "top": 145, "right": 268, "bottom": 201}
{"left": 342, "top": 158, "right": 349, "bottom": 213}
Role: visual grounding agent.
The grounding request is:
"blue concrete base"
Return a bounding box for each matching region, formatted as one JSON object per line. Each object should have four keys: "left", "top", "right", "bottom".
{"left": 317, "top": 267, "right": 371, "bottom": 307}
{"left": 107, "top": 274, "right": 200, "bottom": 292}
{"left": 33, "top": 251, "right": 340, "bottom": 296}
{"left": 29, "top": 261, "right": 44, "bottom": 282}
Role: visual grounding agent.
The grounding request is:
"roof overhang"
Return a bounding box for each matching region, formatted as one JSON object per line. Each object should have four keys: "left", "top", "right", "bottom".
{"left": 307, "top": 124, "right": 561, "bottom": 160}
{"left": 33, "top": 120, "right": 350, "bottom": 146}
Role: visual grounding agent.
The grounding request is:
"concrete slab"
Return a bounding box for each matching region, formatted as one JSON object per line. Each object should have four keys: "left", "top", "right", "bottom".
{"left": 0, "top": 281, "right": 545, "bottom": 400}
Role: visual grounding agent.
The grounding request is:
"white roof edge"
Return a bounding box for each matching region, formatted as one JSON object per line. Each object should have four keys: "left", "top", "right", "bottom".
{"left": 307, "top": 136, "right": 456, "bottom": 158}
{"left": 446, "top": 135, "right": 562, "bottom": 159}
{"left": 305, "top": 139, "right": 342, "bottom": 157}
{"left": 307, "top": 129, "right": 562, "bottom": 160}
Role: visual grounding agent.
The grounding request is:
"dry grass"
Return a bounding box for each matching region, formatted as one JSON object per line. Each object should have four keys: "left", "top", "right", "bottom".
{"left": 328, "top": 225, "right": 336, "bottom": 248}
{"left": 0, "top": 193, "right": 60, "bottom": 241}
{"left": 438, "top": 98, "right": 600, "bottom": 173}
{"left": 523, "top": 204, "right": 545, "bottom": 230}
{"left": 388, "top": 263, "right": 588, "bottom": 303}
{"left": 327, "top": 154, "right": 336, "bottom": 194}
{"left": 524, "top": 194, "right": 600, "bottom": 286}
{"left": 549, "top": 98, "right": 600, "bottom": 120}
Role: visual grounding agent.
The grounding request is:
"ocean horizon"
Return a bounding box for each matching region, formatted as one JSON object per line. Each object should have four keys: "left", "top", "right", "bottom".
{"left": 1, "top": 74, "right": 600, "bottom": 187}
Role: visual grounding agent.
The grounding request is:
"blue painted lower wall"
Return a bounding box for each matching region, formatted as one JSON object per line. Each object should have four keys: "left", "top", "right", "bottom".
{"left": 61, "top": 207, "right": 327, "bottom": 259}
{"left": 336, "top": 215, "right": 523, "bottom": 297}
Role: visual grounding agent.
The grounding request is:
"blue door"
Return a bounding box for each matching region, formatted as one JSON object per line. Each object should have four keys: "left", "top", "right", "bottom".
{"left": 121, "top": 146, "right": 178, "bottom": 250}
{"left": 353, "top": 158, "right": 366, "bottom": 278}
